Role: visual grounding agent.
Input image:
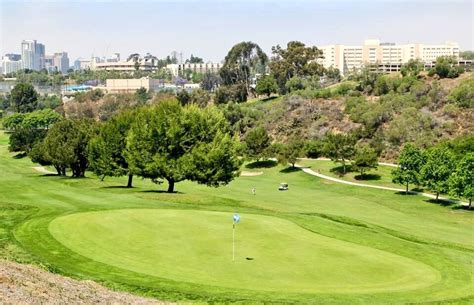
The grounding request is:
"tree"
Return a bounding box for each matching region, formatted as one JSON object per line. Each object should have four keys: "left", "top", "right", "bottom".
{"left": 126, "top": 100, "right": 241, "bottom": 193}
{"left": 420, "top": 147, "right": 455, "bottom": 200}
{"left": 134, "top": 61, "right": 140, "bottom": 71}
{"left": 200, "top": 72, "right": 220, "bottom": 91}
{"left": 285, "top": 76, "right": 305, "bottom": 93}
{"left": 352, "top": 145, "right": 378, "bottom": 176}
{"left": 88, "top": 110, "right": 135, "bottom": 187}
{"left": 269, "top": 41, "right": 324, "bottom": 93}
{"left": 277, "top": 139, "right": 305, "bottom": 167}
{"left": 448, "top": 153, "right": 473, "bottom": 208}
{"left": 10, "top": 83, "right": 38, "bottom": 113}
{"left": 186, "top": 54, "right": 204, "bottom": 64}
{"left": 176, "top": 90, "right": 190, "bottom": 105}
{"left": 214, "top": 84, "right": 247, "bottom": 104}
{"left": 189, "top": 89, "right": 210, "bottom": 108}
{"left": 429, "top": 56, "right": 463, "bottom": 79}
{"left": 391, "top": 144, "right": 425, "bottom": 194}
{"left": 460, "top": 51, "right": 474, "bottom": 60}
{"left": 400, "top": 59, "right": 424, "bottom": 78}
{"left": 352, "top": 65, "right": 380, "bottom": 94}
{"left": 325, "top": 66, "right": 341, "bottom": 81}
{"left": 41, "top": 119, "right": 97, "bottom": 177}
{"left": 191, "top": 72, "right": 204, "bottom": 84}
{"left": 244, "top": 126, "right": 271, "bottom": 162}
{"left": 304, "top": 140, "right": 324, "bottom": 158}
{"left": 135, "top": 87, "right": 150, "bottom": 104}
{"left": 323, "top": 133, "right": 356, "bottom": 174}
{"left": 38, "top": 94, "right": 62, "bottom": 110}
{"left": 255, "top": 75, "right": 278, "bottom": 97}
{"left": 220, "top": 41, "right": 268, "bottom": 97}
{"left": 29, "top": 141, "right": 63, "bottom": 175}
{"left": 447, "top": 77, "right": 474, "bottom": 108}
{"left": 3, "top": 109, "right": 62, "bottom": 153}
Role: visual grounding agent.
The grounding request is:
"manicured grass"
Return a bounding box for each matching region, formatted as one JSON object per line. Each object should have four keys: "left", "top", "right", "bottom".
{"left": 298, "top": 159, "right": 403, "bottom": 189}
{"left": 49, "top": 209, "right": 438, "bottom": 294}
{"left": 1, "top": 130, "right": 473, "bottom": 303}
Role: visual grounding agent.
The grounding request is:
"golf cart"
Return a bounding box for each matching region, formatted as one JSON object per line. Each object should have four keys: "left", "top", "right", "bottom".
{"left": 278, "top": 182, "right": 289, "bottom": 191}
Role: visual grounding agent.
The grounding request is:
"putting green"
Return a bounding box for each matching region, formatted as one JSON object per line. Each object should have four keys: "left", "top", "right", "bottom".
{"left": 49, "top": 209, "right": 439, "bottom": 294}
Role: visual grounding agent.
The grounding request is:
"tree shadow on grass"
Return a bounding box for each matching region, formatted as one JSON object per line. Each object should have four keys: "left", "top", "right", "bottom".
{"left": 13, "top": 152, "right": 27, "bottom": 159}
{"left": 101, "top": 185, "right": 134, "bottom": 189}
{"left": 394, "top": 191, "right": 418, "bottom": 196}
{"left": 354, "top": 174, "right": 381, "bottom": 181}
{"left": 245, "top": 160, "right": 278, "bottom": 169}
{"left": 425, "top": 198, "right": 458, "bottom": 207}
{"left": 329, "top": 165, "right": 353, "bottom": 176}
{"left": 141, "top": 190, "right": 184, "bottom": 194}
{"left": 452, "top": 205, "right": 473, "bottom": 211}
{"left": 280, "top": 166, "right": 301, "bottom": 173}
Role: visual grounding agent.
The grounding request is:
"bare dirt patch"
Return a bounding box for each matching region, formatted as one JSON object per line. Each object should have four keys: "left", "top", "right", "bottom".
{"left": 0, "top": 260, "right": 172, "bottom": 304}
{"left": 240, "top": 171, "right": 263, "bottom": 177}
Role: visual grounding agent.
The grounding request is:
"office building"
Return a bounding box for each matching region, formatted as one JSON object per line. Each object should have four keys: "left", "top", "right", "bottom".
{"left": 53, "top": 52, "right": 70, "bottom": 74}
{"left": 2, "top": 54, "right": 22, "bottom": 74}
{"left": 318, "top": 39, "right": 460, "bottom": 75}
{"left": 21, "top": 40, "right": 45, "bottom": 71}
{"left": 105, "top": 78, "right": 163, "bottom": 93}
{"left": 44, "top": 55, "right": 54, "bottom": 72}
{"left": 93, "top": 57, "right": 156, "bottom": 72}
{"left": 166, "top": 62, "right": 222, "bottom": 77}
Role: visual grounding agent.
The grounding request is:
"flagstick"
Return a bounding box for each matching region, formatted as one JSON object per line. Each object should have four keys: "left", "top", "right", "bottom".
{"left": 232, "top": 222, "right": 235, "bottom": 261}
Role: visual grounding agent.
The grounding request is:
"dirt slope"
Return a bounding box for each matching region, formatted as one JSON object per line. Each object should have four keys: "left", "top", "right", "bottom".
{"left": 0, "top": 260, "right": 172, "bottom": 304}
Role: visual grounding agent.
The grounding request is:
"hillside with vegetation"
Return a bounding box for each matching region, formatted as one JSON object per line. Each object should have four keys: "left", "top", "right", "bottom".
{"left": 233, "top": 71, "right": 473, "bottom": 161}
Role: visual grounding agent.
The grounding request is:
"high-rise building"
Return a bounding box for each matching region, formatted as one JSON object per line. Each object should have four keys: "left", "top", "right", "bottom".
{"left": 319, "top": 39, "right": 460, "bottom": 75}
{"left": 44, "top": 55, "right": 54, "bottom": 72}
{"left": 53, "top": 52, "right": 70, "bottom": 74}
{"left": 2, "top": 54, "right": 22, "bottom": 75}
{"left": 36, "top": 43, "right": 45, "bottom": 70}
{"left": 20, "top": 40, "right": 45, "bottom": 71}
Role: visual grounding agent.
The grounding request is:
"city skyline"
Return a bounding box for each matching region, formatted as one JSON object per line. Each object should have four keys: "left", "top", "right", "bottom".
{"left": 1, "top": 0, "right": 473, "bottom": 62}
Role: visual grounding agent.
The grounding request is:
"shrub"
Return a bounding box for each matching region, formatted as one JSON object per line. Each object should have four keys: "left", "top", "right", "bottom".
{"left": 447, "top": 77, "right": 474, "bottom": 108}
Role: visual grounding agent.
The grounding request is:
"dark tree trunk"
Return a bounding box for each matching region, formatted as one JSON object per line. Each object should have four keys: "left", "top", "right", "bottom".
{"left": 127, "top": 174, "right": 133, "bottom": 188}
{"left": 55, "top": 166, "right": 61, "bottom": 176}
{"left": 436, "top": 192, "right": 439, "bottom": 201}
{"left": 469, "top": 199, "right": 472, "bottom": 209}
{"left": 167, "top": 178, "right": 175, "bottom": 193}
{"left": 406, "top": 182, "right": 409, "bottom": 195}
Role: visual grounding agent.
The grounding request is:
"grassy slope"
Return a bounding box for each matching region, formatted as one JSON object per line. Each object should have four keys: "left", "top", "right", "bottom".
{"left": 298, "top": 159, "right": 402, "bottom": 189}
{"left": 0, "top": 131, "right": 473, "bottom": 304}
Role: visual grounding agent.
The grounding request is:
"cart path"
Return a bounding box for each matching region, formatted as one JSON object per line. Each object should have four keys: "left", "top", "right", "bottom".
{"left": 295, "top": 165, "right": 469, "bottom": 207}
{"left": 32, "top": 166, "right": 57, "bottom": 175}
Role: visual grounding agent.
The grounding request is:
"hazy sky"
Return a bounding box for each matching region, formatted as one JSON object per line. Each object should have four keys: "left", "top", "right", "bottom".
{"left": 1, "top": 0, "right": 473, "bottom": 62}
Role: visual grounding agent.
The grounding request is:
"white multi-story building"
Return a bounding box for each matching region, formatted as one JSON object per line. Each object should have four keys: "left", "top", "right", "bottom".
{"left": 2, "top": 54, "right": 22, "bottom": 74}
{"left": 319, "top": 39, "right": 460, "bottom": 75}
{"left": 166, "top": 62, "right": 222, "bottom": 77}
{"left": 21, "top": 40, "right": 45, "bottom": 71}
